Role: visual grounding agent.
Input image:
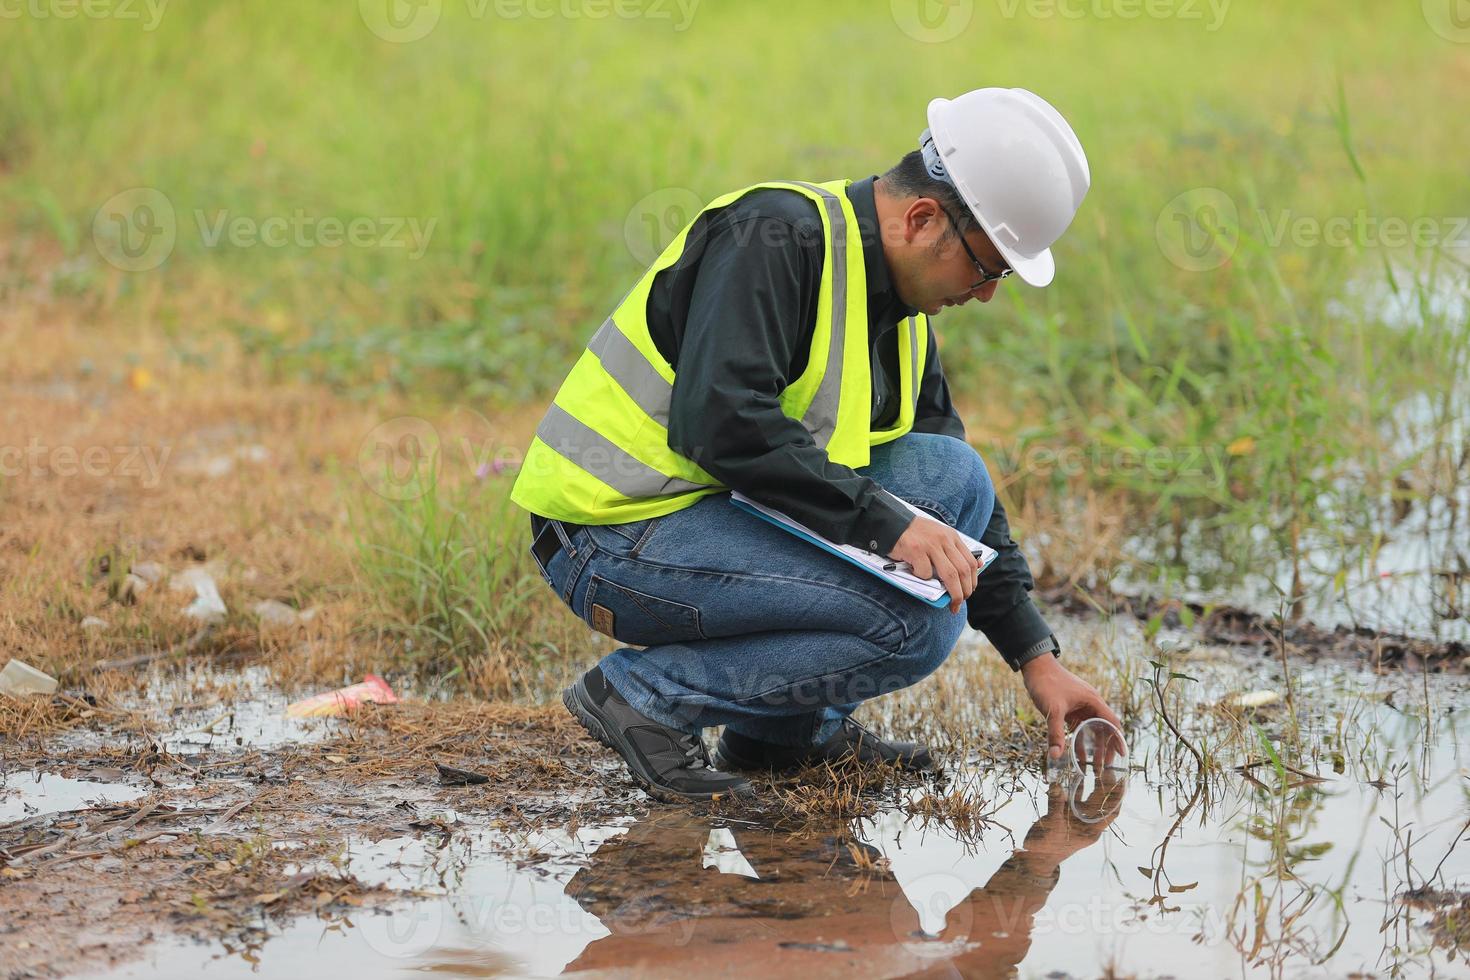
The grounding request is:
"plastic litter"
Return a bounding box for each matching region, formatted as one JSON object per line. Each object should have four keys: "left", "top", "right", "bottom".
{"left": 252, "top": 599, "right": 318, "bottom": 628}
{"left": 1222, "top": 690, "right": 1282, "bottom": 710}
{"left": 285, "top": 674, "right": 398, "bottom": 718}
{"left": 170, "top": 566, "right": 227, "bottom": 622}
{"left": 130, "top": 561, "right": 165, "bottom": 584}
{"left": 0, "top": 659, "right": 59, "bottom": 697}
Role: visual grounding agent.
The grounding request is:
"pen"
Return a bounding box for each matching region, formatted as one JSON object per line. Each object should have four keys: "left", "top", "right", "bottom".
{"left": 883, "top": 549, "right": 985, "bottom": 572}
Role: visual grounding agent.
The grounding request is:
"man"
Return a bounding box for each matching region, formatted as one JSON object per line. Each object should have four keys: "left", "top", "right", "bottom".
{"left": 511, "top": 87, "right": 1121, "bottom": 802}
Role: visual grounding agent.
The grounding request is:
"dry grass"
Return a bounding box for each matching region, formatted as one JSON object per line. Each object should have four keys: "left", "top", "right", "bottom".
{"left": 0, "top": 284, "right": 603, "bottom": 700}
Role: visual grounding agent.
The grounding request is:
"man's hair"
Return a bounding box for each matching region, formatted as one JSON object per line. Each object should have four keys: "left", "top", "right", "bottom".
{"left": 881, "top": 149, "right": 974, "bottom": 239}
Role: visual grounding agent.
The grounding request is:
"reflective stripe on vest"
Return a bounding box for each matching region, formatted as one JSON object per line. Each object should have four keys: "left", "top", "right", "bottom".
{"left": 511, "top": 178, "right": 928, "bottom": 526}
{"left": 785, "top": 180, "right": 847, "bottom": 450}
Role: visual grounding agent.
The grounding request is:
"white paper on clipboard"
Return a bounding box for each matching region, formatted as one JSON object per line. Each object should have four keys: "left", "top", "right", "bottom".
{"left": 729, "top": 490, "right": 997, "bottom": 605}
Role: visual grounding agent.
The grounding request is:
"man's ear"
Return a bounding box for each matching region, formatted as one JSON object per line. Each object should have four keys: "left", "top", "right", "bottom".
{"left": 903, "top": 198, "right": 940, "bottom": 243}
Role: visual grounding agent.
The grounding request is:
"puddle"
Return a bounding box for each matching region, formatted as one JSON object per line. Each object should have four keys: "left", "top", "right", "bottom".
{"left": 79, "top": 649, "right": 1470, "bottom": 979}
{"left": 0, "top": 771, "right": 146, "bottom": 823}
{"left": 1116, "top": 384, "right": 1469, "bottom": 647}
{"left": 40, "top": 664, "right": 352, "bottom": 759}
{"left": 1109, "top": 260, "right": 1469, "bottom": 647}
{"left": 1327, "top": 261, "right": 1469, "bottom": 334}
{"left": 145, "top": 664, "right": 339, "bottom": 755}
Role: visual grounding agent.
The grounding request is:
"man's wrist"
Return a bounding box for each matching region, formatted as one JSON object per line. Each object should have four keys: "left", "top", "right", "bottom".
{"left": 1016, "top": 634, "right": 1061, "bottom": 674}
{"left": 851, "top": 488, "right": 914, "bottom": 554}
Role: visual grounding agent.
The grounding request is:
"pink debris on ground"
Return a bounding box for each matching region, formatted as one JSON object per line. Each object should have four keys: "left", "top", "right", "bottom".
{"left": 285, "top": 674, "right": 399, "bottom": 718}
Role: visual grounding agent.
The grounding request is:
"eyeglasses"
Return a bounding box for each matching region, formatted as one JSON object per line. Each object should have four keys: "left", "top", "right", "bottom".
{"left": 935, "top": 201, "right": 1013, "bottom": 290}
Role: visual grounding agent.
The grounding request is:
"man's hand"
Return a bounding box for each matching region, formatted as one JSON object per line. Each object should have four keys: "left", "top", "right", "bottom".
{"left": 888, "top": 517, "right": 981, "bottom": 614}
{"left": 1020, "top": 654, "right": 1122, "bottom": 762}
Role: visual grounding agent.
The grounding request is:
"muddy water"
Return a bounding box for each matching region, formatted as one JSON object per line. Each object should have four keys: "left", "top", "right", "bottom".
{"left": 79, "top": 653, "right": 1468, "bottom": 979}
{"left": 0, "top": 771, "right": 145, "bottom": 822}
{"left": 146, "top": 663, "right": 337, "bottom": 754}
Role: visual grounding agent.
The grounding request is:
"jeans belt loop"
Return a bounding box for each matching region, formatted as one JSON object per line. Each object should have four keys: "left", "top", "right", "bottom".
{"left": 551, "top": 519, "right": 577, "bottom": 558}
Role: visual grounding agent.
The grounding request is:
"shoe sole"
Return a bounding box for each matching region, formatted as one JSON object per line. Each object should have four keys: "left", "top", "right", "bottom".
{"left": 562, "top": 679, "right": 752, "bottom": 804}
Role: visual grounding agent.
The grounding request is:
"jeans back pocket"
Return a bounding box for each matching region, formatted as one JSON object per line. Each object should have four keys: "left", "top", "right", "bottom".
{"left": 583, "top": 573, "right": 705, "bottom": 646}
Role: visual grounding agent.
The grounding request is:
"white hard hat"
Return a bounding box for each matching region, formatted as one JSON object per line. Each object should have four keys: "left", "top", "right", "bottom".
{"left": 921, "top": 88, "right": 1090, "bottom": 287}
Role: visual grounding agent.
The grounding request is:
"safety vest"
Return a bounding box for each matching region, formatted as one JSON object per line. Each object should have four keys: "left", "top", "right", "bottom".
{"left": 511, "top": 178, "right": 929, "bottom": 526}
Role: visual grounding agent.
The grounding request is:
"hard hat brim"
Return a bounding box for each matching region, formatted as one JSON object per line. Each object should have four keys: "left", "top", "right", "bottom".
{"left": 984, "top": 233, "right": 1055, "bottom": 287}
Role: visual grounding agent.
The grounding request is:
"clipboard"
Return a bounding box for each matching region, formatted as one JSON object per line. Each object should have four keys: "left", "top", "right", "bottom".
{"left": 729, "top": 490, "right": 997, "bottom": 608}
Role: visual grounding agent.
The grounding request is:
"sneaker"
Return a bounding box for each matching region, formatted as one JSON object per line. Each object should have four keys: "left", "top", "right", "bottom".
{"left": 562, "top": 666, "right": 754, "bottom": 803}
{"left": 711, "top": 716, "right": 935, "bottom": 774}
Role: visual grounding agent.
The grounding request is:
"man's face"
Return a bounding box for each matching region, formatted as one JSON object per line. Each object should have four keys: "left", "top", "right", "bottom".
{"left": 891, "top": 198, "right": 1010, "bottom": 316}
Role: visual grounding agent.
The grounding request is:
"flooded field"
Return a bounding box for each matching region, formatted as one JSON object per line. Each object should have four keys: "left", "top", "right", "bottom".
{"left": 5, "top": 617, "right": 1466, "bottom": 979}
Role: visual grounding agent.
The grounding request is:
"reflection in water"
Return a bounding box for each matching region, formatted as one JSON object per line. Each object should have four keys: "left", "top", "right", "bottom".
{"left": 561, "top": 777, "right": 1127, "bottom": 977}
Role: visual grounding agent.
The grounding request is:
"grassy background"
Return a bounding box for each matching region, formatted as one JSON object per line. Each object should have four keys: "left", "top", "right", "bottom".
{"left": 2, "top": 0, "right": 1467, "bottom": 671}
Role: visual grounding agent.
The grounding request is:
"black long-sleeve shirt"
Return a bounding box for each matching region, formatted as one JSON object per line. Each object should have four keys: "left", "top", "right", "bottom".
{"left": 635, "top": 176, "right": 1058, "bottom": 671}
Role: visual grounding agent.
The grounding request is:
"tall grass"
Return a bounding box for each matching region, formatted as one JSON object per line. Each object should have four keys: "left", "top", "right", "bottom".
{"left": 346, "top": 460, "right": 599, "bottom": 697}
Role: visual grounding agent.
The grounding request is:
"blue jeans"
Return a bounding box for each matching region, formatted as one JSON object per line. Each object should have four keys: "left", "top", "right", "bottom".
{"left": 534, "top": 432, "right": 996, "bottom": 748}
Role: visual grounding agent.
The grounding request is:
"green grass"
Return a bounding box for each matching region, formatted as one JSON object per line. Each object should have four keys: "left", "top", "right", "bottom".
{"left": 344, "top": 457, "right": 600, "bottom": 696}
{"left": 3, "top": 0, "right": 1467, "bottom": 629}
